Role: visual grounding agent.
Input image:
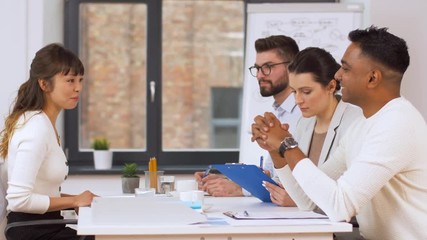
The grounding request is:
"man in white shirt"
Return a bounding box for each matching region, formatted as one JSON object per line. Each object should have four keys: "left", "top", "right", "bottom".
{"left": 195, "top": 35, "right": 301, "bottom": 196}
{"left": 252, "top": 26, "right": 427, "bottom": 240}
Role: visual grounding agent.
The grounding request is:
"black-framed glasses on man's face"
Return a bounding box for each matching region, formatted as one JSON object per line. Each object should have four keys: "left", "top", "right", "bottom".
{"left": 248, "top": 61, "right": 290, "bottom": 77}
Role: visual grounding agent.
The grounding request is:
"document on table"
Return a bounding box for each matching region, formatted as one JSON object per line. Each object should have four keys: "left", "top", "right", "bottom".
{"left": 91, "top": 197, "right": 207, "bottom": 225}
{"left": 223, "top": 210, "right": 328, "bottom": 220}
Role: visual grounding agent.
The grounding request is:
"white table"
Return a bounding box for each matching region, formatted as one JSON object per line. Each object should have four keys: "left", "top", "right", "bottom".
{"left": 77, "top": 196, "right": 351, "bottom": 240}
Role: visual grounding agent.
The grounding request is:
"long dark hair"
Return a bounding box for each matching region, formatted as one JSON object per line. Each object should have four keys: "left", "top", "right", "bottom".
{"left": 0, "top": 43, "right": 84, "bottom": 159}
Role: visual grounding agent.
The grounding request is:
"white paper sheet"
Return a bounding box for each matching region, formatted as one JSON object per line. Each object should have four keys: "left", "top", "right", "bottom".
{"left": 91, "top": 196, "right": 207, "bottom": 225}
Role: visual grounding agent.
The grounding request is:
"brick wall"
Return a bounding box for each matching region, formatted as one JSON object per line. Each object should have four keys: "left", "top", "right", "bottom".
{"left": 79, "top": 1, "right": 244, "bottom": 150}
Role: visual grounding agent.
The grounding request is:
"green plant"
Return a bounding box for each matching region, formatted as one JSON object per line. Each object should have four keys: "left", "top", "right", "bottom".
{"left": 91, "top": 137, "right": 110, "bottom": 150}
{"left": 122, "top": 163, "right": 139, "bottom": 178}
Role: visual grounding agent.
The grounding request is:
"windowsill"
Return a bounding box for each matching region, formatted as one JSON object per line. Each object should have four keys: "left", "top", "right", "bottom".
{"left": 68, "top": 165, "right": 207, "bottom": 175}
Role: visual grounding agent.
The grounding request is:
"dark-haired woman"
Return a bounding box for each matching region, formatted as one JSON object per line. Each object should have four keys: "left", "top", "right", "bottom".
{"left": 261, "top": 47, "right": 362, "bottom": 208}
{"left": 0, "top": 43, "right": 96, "bottom": 240}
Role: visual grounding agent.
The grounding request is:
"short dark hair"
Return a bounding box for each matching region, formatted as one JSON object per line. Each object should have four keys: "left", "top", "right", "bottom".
{"left": 254, "top": 35, "right": 299, "bottom": 61}
{"left": 349, "top": 26, "right": 410, "bottom": 74}
{"left": 288, "top": 47, "right": 341, "bottom": 91}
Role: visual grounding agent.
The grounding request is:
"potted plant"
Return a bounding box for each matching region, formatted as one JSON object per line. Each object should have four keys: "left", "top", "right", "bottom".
{"left": 122, "top": 163, "right": 140, "bottom": 193}
{"left": 92, "top": 137, "right": 112, "bottom": 170}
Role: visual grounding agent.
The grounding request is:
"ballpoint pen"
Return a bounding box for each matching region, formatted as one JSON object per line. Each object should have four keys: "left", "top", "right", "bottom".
{"left": 203, "top": 165, "right": 222, "bottom": 179}
{"left": 259, "top": 156, "right": 264, "bottom": 169}
{"left": 203, "top": 166, "right": 211, "bottom": 178}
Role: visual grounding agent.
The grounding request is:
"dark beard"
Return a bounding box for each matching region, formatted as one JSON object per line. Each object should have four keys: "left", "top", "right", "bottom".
{"left": 259, "top": 80, "right": 288, "bottom": 97}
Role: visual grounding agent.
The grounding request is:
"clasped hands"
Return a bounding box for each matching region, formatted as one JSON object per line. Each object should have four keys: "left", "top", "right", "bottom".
{"left": 250, "top": 112, "right": 298, "bottom": 207}
{"left": 251, "top": 112, "right": 292, "bottom": 153}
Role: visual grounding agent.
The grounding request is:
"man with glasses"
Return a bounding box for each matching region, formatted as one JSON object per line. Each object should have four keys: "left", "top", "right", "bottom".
{"left": 195, "top": 35, "right": 301, "bottom": 197}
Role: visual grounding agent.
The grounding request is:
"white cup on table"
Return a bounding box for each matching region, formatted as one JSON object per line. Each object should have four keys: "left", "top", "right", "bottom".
{"left": 179, "top": 190, "right": 204, "bottom": 209}
{"left": 175, "top": 180, "right": 198, "bottom": 192}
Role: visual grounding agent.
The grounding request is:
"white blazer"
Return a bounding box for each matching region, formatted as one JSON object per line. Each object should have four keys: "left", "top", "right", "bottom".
{"left": 276, "top": 100, "right": 363, "bottom": 210}
{"left": 294, "top": 100, "right": 362, "bottom": 166}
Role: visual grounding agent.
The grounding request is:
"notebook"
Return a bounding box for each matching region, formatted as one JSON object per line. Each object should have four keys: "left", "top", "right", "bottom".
{"left": 210, "top": 164, "right": 278, "bottom": 202}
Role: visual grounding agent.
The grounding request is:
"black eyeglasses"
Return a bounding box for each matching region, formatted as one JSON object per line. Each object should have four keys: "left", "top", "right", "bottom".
{"left": 248, "top": 61, "right": 290, "bottom": 77}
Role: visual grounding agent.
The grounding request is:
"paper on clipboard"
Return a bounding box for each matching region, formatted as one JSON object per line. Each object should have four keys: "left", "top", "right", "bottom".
{"left": 223, "top": 210, "right": 328, "bottom": 220}
{"left": 211, "top": 164, "right": 278, "bottom": 202}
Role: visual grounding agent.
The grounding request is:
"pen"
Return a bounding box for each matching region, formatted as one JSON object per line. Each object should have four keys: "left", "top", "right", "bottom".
{"left": 259, "top": 156, "right": 264, "bottom": 169}
{"left": 244, "top": 210, "right": 249, "bottom": 217}
{"left": 203, "top": 166, "right": 211, "bottom": 178}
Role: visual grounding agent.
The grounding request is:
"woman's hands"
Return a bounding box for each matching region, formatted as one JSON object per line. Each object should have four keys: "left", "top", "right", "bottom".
{"left": 73, "top": 190, "right": 97, "bottom": 208}
{"left": 263, "top": 181, "right": 296, "bottom": 207}
{"left": 251, "top": 112, "right": 292, "bottom": 152}
{"left": 72, "top": 190, "right": 97, "bottom": 214}
{"left": 50, "top": 190, "right": 97, "bottom": 213}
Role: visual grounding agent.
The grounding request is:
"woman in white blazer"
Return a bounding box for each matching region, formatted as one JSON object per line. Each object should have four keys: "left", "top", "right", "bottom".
{"left": 295, "top": 97, "right": 360, "bottom": 167}
{"left": 262, "top": 47, "right": 362, "bottom": 207}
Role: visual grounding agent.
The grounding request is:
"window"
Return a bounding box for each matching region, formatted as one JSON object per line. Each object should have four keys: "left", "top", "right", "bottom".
{"left": 64, "top": 0, "right": 245, "bottom": 172}
{"left": 64, "top": 0, "right": 331, "bottom": 173}
{"left": 211, "top": 87, "right": 242, "bottom": 148}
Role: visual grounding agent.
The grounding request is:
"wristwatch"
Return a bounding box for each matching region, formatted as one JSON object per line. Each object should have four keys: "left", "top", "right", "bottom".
{"left": 278, "top": 137, "right": 298, "bottom": 158}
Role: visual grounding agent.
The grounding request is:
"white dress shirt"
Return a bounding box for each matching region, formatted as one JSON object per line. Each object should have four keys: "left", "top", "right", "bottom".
{"left": 259, "top": 92, "right": 301, "bottom": 178}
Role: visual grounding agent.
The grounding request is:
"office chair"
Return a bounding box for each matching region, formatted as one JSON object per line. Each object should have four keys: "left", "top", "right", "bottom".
{"left": 349, "top": 217, "right": 359, "bottom": 228}
{"left": 0, "top": 163, "right": 89, "bottom": 240}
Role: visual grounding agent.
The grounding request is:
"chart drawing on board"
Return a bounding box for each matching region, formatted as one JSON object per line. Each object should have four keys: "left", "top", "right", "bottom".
{"left": 252, "top": 12, "right": 359, "bottom": 60}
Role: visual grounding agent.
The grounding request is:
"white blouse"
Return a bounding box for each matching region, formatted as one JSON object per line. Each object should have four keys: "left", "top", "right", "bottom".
{"left": 6, "top": 111, "right": 68, "bottom": 214}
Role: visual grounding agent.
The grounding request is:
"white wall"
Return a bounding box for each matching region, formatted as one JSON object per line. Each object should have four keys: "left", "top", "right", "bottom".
{"left": 342, "top": 0, "right": 426, "bottom": 119}
{"left": 0, "top": 0, "right": 64, "bottom": 130}
{"left": 370, "top": 0, "right": 427, "bottom": 119}
{"left": 0, "top": 1, "right": 28, "bottom": 130}
{"left": 0, "top": 0, "right": 426, "bottom": 194}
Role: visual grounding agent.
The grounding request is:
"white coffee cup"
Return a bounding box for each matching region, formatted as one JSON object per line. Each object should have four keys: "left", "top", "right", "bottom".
{"left": 179, "top": 190, "right": 204, "bottom": 209}
{"left": 175, "top": 180, "right": 198, "bottom": 192}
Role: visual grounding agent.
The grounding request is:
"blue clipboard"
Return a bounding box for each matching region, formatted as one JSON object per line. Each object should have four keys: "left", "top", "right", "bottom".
{"left": 211, "top": 164, "right": 278, "bottom": 202}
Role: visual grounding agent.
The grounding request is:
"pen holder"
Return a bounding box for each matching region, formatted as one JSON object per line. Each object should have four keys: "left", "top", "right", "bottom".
{"left": 144, "top": 170, "right": 164, "bottom": 193}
